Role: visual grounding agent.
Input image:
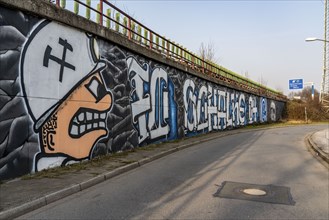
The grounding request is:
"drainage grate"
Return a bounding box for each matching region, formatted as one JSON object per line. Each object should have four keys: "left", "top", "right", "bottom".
{"left": 213, "top": 181, "right": 295, "bottom": 206}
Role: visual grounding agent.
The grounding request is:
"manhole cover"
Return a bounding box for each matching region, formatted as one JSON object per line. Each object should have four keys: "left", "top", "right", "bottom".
{"left": 214, "top": 181, "right": 295, "bottom": 205}
{"left": 242, "top": 188, "right": 267, "bottom": 196}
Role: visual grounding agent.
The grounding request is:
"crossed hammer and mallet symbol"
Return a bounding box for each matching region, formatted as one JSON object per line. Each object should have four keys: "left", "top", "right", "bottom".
{"left": 43, "top": 37, "right": 76, "bottom": 82}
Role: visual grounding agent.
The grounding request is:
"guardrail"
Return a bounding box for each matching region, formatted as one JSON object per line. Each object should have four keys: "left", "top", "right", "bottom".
{"left": 51, "top": 0, "right": 286, "bottom": 101}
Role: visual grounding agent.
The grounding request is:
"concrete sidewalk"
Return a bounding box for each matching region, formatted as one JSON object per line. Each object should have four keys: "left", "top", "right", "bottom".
{"left": 0, "top": 125, "right": 328, "bottom": 220}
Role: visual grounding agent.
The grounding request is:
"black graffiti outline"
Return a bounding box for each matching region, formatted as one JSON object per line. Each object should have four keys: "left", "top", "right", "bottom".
{"left": 20, "top": 20, "right": 106, "bottom": 131}
{"left": 46, "top": 130, "right": 56, "bottom": 151}
{"left": 43, "top": 37, "right": 76, "bottom": 83}
{"left": 68, "top": 107, "right": 109, "bottom": 139}
{"left": 85, "top": 76, "right": 108, "bottom": 103}
{"left": 127, "top": 56, "right": 175, "bottom": 144}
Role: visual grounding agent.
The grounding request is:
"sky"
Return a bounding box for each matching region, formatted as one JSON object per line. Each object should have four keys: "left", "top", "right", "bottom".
{"left": 66, "top": 0, "right": 325, "bottom": 95}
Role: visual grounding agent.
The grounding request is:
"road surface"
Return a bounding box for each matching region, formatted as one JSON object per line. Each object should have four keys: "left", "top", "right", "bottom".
{"left": 18, "top": 125, "right": 329, "bottom": 219}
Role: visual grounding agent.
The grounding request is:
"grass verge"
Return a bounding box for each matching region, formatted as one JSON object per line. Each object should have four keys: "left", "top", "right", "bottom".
{"left": 10, "top": 120, "right": 328, "bottom": 182}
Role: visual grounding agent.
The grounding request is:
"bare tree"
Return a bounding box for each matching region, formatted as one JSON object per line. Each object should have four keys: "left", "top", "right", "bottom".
{"left": 275, "top": 86, "right": 284, "bottom": 94}
{"left": 198, "top": 41, "right": 218, "bottom": 63}
{"left": 286, "top": 87, "right": 328, "bottom": 121}
{"left": 244, "top": 71, "right": 249, "bottom": 79}
{"left": 258, "top": 75, "right": 267, "bottom": 87}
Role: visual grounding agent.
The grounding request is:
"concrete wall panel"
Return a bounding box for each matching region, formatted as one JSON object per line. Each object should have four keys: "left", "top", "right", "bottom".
{"left": 0, "top": 6, "right": 285, "bottom": 180}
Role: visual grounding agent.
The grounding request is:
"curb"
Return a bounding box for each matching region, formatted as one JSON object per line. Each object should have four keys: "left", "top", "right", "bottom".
{"left": 0, "top": 125, "right": 322, "bottom": 219}
{"left": 0, "top": 162, "right": 141, "bottom": 220}
{"left": 308, "top": 133, "right": 329, "bottom": 164}
{"left": 0, "top": 198, "right": 46, "bottom": 220}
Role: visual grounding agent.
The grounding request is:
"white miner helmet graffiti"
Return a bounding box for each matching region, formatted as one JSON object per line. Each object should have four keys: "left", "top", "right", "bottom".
{"left": 20, "top": 20, "right": 105, "bottom": 131}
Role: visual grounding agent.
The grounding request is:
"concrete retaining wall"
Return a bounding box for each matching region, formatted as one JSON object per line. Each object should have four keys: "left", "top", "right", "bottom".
{"left": 0, "top": 0, "right": 285, "bottom": 180}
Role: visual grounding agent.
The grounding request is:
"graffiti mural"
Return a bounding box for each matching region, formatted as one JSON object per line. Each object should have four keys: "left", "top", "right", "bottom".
{"left": 127, "top": 57, "right": 177, "bottom": 144}
{"left": 0, "top": 6, "right": 285, "bottom": 180}
{"left": 270, "top": 101, "right": 277, "bottom": 122}
{"left": 248, "top": 95, "right": 258, "bottom": 124}
{"left": 20, "top": 20, "right": 113, "bottom": 171}
{"left": 260, "top": 97, "right": 268, "bottom": 123}
{"left": 183, "top": 79, "right": 207, "bottom": 133}
{"left": 183, "top": 79, "right": 262, "bottom": 135}
{"left": 0, "top": 7, "right": 40, "bottom": 179}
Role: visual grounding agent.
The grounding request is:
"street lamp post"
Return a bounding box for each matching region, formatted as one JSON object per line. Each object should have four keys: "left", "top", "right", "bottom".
{"left": 305, "top": 37, "right": 329, "bottom": 107}
{"left": 305, "top": 0, "right": 329, "bottom": 113}
{"left": 305, "top": 37, "right": 329, "bottom": 43}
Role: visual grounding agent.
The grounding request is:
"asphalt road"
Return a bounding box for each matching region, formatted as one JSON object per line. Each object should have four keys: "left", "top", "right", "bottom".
{"left": 18, "top": 125, "right": 329, "bottom": 219}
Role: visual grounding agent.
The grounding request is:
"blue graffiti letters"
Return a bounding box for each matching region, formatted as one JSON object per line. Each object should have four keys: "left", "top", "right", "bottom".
{"left": 127, "top": 57, "right": 176, "bottom": 144}
{"left": 183, "top": 79, "right": 263, "bottom": 134}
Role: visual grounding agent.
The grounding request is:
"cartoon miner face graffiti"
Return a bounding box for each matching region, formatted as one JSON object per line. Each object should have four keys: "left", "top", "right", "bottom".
{"left": 21, "top": 21, "right": 112, "bottom": 160}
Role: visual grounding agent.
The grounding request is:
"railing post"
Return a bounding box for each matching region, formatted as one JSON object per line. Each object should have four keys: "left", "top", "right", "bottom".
{"left": 60, "top": 0, "right": 66, "bottom": 8}
{"left": 149, "top": 32, "right": 153, "bottom": 49}
{"left": 137, "top": 25, "right": 142, "bottom": 43}
{"left": 144, "top": 29, "right": 148, "bottom": 46}
{"left": 115, "top": 12, "right": 120, "bottom": 32}
{"left": 176, "top": 44, "right": 180, "bottom": 59}
{"left": 99, "top": 0, "right": 103, "bottom": 26}
{"left": 162, "top": 37, "right": 166, "bottom": 54}
{"left": 131, "top": 20, "right": 135, "bottom": 40}
{"left": 123, "top": 17, "right": 128, "bottom": 36}
{"left": 188, "top": 50, "right": 191, "bottom": 63}
{"left": 192, "top": 55, "right": 195, "bottom": 68}
{"left": 128, "top": 18, "right": 132, "bottom": 40}
{"left": 171, "top": 42, "right": 176, "bottom": 58}
{"left": 86, "top": 0, "right": 91, "bottom": 20}
{"left": 74, "top": 1, "right": 79, "bottom": 14}
{"left": 156, "top": 35, "right": 159, "bottom": 51}
{"left": 96, "top": 4, "right": 100, "bottom": 24}
{"left": 184, "top": 48, "right": 187, "bottom": 61}
{"left": 106, "top": 8, "right": 111, "bottom": 28}
{"left": 202, "top": 60, "right": 204, "bottom": 73}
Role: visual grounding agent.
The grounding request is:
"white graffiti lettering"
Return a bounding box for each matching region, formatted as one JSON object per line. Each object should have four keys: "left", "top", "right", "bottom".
{"left": 127, "top": 57, "right": 170, "bottom": 143}
{"left": 239, "top": 93, "right": 246, "bottom": 125}
{"left": 270, "top": 101, "right": 276, "bottom": 121}
{"left": 183, "top": 79, "right": 261, "bottom": 132}
{"left": 208, "top": 84, "right": 218, "bottom": 131}
{"left": 248, "top": 96, "right": 258, "bottom": 124}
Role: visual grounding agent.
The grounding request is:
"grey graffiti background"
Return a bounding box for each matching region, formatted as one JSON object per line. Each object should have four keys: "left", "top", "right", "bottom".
{"left": 0, "top": 7, "right": 40, "bottom": 179}
{"left": 96, "top": 41, "right": 138, "bottom": 154}
{"left": 271, "top": 101, "right": 285, "bottom": 122}
{"left": 0, "top": 7, "right": 286, "bottom": 180}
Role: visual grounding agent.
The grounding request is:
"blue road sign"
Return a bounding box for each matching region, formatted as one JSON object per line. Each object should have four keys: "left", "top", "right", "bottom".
{"left": 289, "top": 79, "right": 303, "bottom": 90}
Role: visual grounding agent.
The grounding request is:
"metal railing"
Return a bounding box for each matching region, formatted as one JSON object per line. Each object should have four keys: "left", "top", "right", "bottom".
{"left": 51, "top": 0, "right": 286, "bottom": 101}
